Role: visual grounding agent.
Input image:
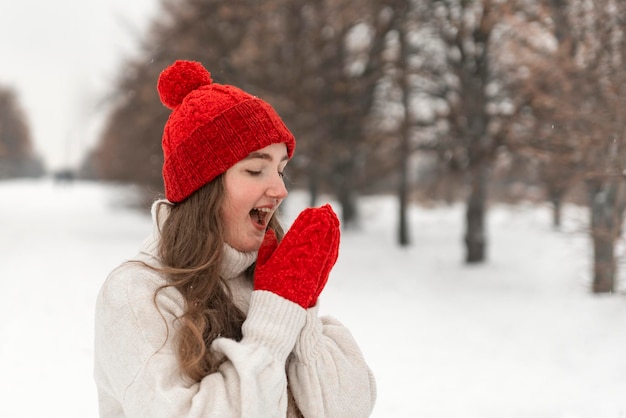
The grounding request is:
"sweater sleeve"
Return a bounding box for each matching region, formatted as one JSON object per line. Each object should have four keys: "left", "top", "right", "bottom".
{"left": 94, "top": 265, "right": 306, "bottom": 418}
{"left": 287, "top": 305, "right": 377, "bottom": 418}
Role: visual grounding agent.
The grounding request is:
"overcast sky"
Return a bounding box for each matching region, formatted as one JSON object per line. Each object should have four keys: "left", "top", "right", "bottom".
{"left": 0, "top": 0, "right": 158, "bottom": 170}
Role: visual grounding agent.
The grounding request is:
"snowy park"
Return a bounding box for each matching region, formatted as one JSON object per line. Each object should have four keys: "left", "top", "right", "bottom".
{"left": 1, "top": 178, "right": 626, "bottom": 417}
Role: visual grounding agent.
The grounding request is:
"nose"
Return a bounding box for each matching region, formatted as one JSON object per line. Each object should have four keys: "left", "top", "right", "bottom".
{"left": 267, "top": 172, "right": 288, "bottom": 201}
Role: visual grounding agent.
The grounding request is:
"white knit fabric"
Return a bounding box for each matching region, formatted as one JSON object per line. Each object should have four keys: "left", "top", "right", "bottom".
{"left": 93, "top": 202, "right": 376, "bottom": 417}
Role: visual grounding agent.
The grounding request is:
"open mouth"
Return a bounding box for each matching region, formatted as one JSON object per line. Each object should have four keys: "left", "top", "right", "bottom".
{"left": 250, "top": 207, "right": 272, "bottom": 228}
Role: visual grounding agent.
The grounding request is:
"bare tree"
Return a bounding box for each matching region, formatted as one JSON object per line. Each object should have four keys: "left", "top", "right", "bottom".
{"left": 417, "top": 0, "right": 515, "bottom": 262}
{"left": 397, "top": 2, "right": 412, "bottom": 246}
{"left": 95, "top": 0, "right": 393, "bottom": 221}
{"left": 0, "top": 86, "right": 44, "bottom": 178}
{"left": 92, "top": 0, "right": 260, "bottom": 196}
{"left": 569, "top": 0, "right": 626, "bottom": 293}
{"left": 223, "top": 0, "right": 401, "bottom": 227}
{"left": 502, "top": 0, "right": 626, "bottom": 292}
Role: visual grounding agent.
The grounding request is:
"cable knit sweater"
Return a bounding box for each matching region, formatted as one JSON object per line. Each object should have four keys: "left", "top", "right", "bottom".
{"left": 93, "top": 203, "right": 376, "bottom": 417}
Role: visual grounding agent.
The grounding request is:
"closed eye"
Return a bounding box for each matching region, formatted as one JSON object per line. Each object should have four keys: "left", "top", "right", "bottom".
{"left": 279, "top": 171, "right": 292, "bottom": 183}
{"left": 246, "top": 170, "right": 262, "bottom": 176}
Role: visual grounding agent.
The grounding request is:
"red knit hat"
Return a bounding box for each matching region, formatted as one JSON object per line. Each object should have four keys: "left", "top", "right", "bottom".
{"left": 157, "top": 60, "right": 296, "bottom": 203}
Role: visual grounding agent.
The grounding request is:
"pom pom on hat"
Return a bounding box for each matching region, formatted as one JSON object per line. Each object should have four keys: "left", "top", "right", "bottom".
{"left": 157, "top": 60, "right": 296, "bottom": 203}
{"left": 157, "top": 60, "right": 213, "bottom": 109}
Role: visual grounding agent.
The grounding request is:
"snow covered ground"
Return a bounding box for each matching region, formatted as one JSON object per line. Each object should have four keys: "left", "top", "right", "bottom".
{"left": 1, "top": 178, "right": 626, "bottom": 417}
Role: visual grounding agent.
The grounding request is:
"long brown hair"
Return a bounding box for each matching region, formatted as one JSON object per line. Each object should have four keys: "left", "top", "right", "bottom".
{"left": 154, "top": 174, "right": 284, "bottom": 382}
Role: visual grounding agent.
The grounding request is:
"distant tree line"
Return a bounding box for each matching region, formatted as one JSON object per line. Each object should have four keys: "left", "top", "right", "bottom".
{"left": 84, "top": 0, "right": 626, "bottom": 294}
{"left": 0, "top": 86, "right": 45, "bottom": 179}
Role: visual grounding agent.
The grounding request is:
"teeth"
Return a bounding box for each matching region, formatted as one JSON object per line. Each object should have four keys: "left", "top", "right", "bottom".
{"left": 251, "top": 207, "right": 271, "bottom": 226}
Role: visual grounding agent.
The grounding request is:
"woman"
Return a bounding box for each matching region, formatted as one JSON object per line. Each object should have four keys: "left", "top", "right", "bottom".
{"left": 94, "top": 60, "right": 376, "bottom": 417}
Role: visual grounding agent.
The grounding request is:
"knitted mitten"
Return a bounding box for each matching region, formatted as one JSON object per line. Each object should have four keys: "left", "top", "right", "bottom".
{"left": 254, "top": 204, "right": 340, "bottom": 308}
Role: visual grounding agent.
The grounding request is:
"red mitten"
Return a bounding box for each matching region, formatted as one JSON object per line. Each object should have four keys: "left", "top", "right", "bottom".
{"left": 310, "top": 209, "right": 339, "bottom": 306}
{"left": 254, "top": 204, "right": 340, "bottom": 308}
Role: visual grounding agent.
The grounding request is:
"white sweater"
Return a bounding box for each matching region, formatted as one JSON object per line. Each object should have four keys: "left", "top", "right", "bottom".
{"left": 93, "top": 205, "right": 376, "bottom": 417}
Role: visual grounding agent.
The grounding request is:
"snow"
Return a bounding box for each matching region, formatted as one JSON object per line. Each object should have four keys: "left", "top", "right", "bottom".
{"left": 1, "top": 178, "right": 626, "bottom": 417}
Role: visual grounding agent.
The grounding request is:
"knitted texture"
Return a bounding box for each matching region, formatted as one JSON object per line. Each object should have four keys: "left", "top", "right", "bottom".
{"left": 157, "top": 60, "right": 296, "bottom": 203}
{"left": 254, "top": 204, "right": 340, "bottom": 308}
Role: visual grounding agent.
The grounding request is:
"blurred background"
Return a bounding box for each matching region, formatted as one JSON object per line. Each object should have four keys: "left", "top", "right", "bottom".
{"left": 2, "top": 0, "right": 626, "bottom": 416}
{"left": 4, "top": 0, "right": 626, "bottom": 288}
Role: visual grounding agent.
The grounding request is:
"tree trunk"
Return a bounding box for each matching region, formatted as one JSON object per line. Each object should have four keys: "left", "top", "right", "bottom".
{"left": 546, "top": 183, "right": 567, "bottom": 230}
{"left": 398, "top": 168, "right": 410, "bottom": 245}
{"left": 337, "top": 185, "right": 359, "bottom": 229}
{"left": 588, "top": 182, "right": 622, "bottom": 293}
{"left": 331, "top": 154, "right": 360, "bottom": 229}
{"left": 397, "top": 17, "right": 411, "bottom": 247}
{"left": 551, "top": 195, "right": 562, "bottom": 230}
{"left": 591, "top": 224, "right": 615, "bottom": 294}
{"left": 464, "top": 164, "right": 489, "bottom": 263}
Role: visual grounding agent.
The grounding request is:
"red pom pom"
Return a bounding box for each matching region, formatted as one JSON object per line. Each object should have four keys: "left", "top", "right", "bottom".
{"left": 157, "top": 60, "right": 212, "bottom": 109}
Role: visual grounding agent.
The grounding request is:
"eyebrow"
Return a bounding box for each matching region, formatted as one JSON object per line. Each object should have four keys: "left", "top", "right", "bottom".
{"left": 245, "top": 152, "right": 289, "bottom": 162}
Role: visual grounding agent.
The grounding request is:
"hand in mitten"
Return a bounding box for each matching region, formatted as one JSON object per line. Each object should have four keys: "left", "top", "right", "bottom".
{"left": 254, "top": 204, "right": 340, "bottom": 308}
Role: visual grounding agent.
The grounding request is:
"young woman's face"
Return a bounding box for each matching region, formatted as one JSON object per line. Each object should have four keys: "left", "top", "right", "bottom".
{"left": 222, "top": 143, "right": 289, "bottom": 252}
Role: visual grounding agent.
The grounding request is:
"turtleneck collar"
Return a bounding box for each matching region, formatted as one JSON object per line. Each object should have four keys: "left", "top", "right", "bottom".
{"left": 143, "top": 199, "right": 258, "bottom": 279}
{"left": 221, "top": 244, "right": 257, "bottom": 280}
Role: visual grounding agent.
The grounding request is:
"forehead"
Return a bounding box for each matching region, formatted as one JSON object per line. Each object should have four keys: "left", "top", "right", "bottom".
{"left": 244, "top": 143, "right": 289, "bottom": 161}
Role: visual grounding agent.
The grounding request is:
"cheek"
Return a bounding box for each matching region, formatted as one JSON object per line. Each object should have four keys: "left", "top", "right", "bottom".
{"left": 221, "top": 189, "right": 251, "bottom": 229}
{"left": 222, "top": 197, "right": 241, "bottom": 223}
{"left": 220, "top": 201, "right": 243, "bottom": 247}
{"left": 225, "top": 191, "right": 249, "bottom": 214}
{"left": 222, "top": 174, "right": 262, "bottom": 219}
